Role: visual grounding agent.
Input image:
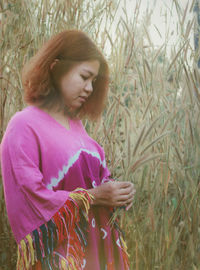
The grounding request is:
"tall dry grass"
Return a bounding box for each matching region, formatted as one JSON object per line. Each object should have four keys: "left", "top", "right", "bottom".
{"left": 1, "top": 0, "right": 200, "bottom": 269}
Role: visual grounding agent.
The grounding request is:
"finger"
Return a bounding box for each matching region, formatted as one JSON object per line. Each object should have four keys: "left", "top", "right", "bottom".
{"left": 117, "top": 181, "right": 133, "bottom": 189}
{"left": 116, "top": 191, "right": 135, "bottom": 202}
{"left": 113, "top": 201, "right": 126, "bottom": 207}
{"left": 115, "top": 181, "right": 134, "bottom": 190}
{"left": 126, "top": 202, "right": 133, "bottom": 211}
{"left": 126, "top": 190, "right": 136, "bottom": 202}
{"left": 116, "top": 196, "right": 134, "bottom": 206}
{"left": 120, "top": 188, "right": 136, "bottom": 199}
{"left": 119, "top": 185, "right": 136, "bottom": 195}
{"left": 118, "top": 186, "right": 136, "bottom": 198}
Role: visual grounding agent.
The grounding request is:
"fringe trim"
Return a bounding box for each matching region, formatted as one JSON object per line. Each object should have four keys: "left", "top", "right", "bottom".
{"left": 119, "top": 234, "right": 130, "bottom": 270}
{"left": 107, "top": 261, "right": 115, "bottom": 270}
{"left": 105, "top": 229, "right": 130, "bottom": 270}
{"left": 16, "top": 188, "right": 93, "bottom": 270}
{"left": 113, "top": 219, "right": 130, "bottom": 270}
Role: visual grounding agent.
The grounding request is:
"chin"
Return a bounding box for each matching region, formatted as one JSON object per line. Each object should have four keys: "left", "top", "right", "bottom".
{"left": 64, "top": 105, "right": 82, "bottom": 118}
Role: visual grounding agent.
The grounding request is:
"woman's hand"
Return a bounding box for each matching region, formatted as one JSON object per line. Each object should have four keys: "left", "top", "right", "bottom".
{"left": 88, "top": 181, "right": 136, "bottom": 210}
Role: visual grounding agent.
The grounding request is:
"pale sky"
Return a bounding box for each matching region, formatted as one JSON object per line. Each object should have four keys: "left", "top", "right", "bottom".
{"left": 105, "top": 0, "right": 194, "bottom": 57}
{"left": 144, "top": 0, "right": 193, "bottom": 46}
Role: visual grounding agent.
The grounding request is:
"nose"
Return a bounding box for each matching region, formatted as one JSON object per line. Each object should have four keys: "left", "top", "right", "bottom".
{"left": 84, "top": 80, "right": 93, "bottom": 93}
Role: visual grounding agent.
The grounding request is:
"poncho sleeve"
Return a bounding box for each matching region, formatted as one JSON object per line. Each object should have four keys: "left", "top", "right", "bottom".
{"left": 0, "top": 115, "right": 93, "bottom": 269}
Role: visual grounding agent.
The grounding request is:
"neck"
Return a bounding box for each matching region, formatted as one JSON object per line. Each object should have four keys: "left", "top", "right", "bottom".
{"left": 45, "top": 102, "right": 80, "bottom": 120}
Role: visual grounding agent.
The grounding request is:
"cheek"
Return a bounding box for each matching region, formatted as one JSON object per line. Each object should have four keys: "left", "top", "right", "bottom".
{"left": 59, "top": 74, "right": 83, "bottom": 96}
{"left": 60, "top": 77, "right": 72, "bottom": 92}
{"left": 60, "top": 82, "right": 80, "bottom": 99}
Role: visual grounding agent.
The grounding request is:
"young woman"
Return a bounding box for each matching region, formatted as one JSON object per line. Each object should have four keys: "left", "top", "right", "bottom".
{"left": 0, "top": 30, "right": 135, "bottom": 270}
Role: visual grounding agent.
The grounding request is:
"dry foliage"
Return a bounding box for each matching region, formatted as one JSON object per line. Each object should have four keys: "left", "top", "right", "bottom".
{"left": 1, "top": 0, "right": 200, "bottom": 269}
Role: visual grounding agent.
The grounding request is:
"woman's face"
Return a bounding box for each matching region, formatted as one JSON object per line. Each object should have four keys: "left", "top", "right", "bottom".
{"left": 58, "top": 60, "right": 100, "bottom": 113}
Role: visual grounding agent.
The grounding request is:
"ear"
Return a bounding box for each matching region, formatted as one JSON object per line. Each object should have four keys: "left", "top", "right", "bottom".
{"left": 50, "top": 59, "right": 59, "bottom": 70}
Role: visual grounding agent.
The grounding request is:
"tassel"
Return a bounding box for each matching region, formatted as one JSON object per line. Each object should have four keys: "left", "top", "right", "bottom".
{"left": 67, "top": 256, "right": 78, "bottom": 270}
{"left": 119, "top": 235, "right": 130, "bottom": 270}
{"left": 120, "top": 235, "right": 129, "bottom": 257}
{"left": 20, "top": 239, "right": 29, "bottom": 269}
{"left": 107, "top": 261, "right": 115, "bottom": 270}
{"left": 69, "top": 188, "right": 94, "bottom": 216}
{"left": 26, "top": 234, "right": 35, "bottom": 266}
{"left": 17, "top": 245, "right": 24, "bottom": 270}
{"left": 60, "top": 258, "right": 68, "bottom": 270}
{"left": 33, "top": 229, "right": 43, "bottom": 261}
{"left": 47, "top": 220, "right": 56, "bottom": 252}
{"left": 75, "top": 224, "right": 87, "bottom": 246}
{"left": 16, "top": 188, "right": 92, "bottom": 269}
{"left": 113, "top": 218, "right": 130, "bottom": 270}
{"left": 40, "top": 224, "right": 50, "bottom": 256}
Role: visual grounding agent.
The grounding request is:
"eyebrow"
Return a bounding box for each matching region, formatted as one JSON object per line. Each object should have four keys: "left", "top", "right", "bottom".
{"left": 82, "top": 69, "right": 98, "bottom": 77}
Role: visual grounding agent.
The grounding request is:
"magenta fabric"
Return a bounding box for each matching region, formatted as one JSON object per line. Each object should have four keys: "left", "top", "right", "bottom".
{"left": 0, "top": 105, "right": 128, "bottom": 269}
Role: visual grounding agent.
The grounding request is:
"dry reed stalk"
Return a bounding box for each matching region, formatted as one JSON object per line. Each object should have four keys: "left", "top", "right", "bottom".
{"left": 1, "top": 0, "right": 200, "bottom": 269}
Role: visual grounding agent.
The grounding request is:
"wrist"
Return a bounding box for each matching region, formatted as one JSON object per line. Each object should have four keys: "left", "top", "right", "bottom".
{"left": 88, "top": 186, "right": 100, "bottom": 205}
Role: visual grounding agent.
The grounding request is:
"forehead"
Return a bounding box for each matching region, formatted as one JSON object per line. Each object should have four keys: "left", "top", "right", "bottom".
{"left": 75, "top": 60, "right": 100, "bottom": 74}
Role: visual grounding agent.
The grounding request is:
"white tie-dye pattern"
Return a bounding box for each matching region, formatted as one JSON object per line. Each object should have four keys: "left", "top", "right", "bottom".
{"left": 101, "top": 178, "right": 107, "bottom": 184}
{"left": 101, "top": 228, "right": 108, "bottom": 240}
{"left": 116, "top": 238, "right": 121, "bottom": 248}
{"left": 92, "top": 218, "right": 96, "bottom": 228}
{"left": 47, "top": 148, "right": 106, "bottom": 190}
{"left": 92, "top": 181, "right": 97, "bottom": 188}
{"left": 81, "top": 259, "right": 86, "bottom": 269}
{"left": 101, "top": 177, "right": 113, "bottom": 184}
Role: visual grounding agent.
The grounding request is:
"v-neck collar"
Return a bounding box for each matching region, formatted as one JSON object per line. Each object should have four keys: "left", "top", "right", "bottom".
{"left": 28, "top": 105, "right": 71, "bottom": 132}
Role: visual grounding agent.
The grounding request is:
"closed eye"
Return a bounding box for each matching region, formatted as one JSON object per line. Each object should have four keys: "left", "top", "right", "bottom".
{"left": 81, "top": 75, "right": 88, "bottom": 81}
{"left": 81, "top": 75, "right": 97, "bottom": 84}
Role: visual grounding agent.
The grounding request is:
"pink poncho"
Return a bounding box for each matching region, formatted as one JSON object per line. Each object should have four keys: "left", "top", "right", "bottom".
{"left": 0, "top": 105, "right": 129, "bottom": 269}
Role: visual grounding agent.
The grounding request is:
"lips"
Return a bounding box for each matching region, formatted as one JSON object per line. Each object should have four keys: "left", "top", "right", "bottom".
{"left": 79, "top": 96, "right": 88, "bottom": 102}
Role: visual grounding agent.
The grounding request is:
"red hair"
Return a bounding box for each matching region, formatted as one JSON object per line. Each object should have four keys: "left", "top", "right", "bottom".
{"left": 22, "top": 30, "right": 109, "bottom": 120}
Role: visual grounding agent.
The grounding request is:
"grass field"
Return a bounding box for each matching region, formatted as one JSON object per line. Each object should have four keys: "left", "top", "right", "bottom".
{"left": 1, "top": 0, "right": 200, "bottom": 269}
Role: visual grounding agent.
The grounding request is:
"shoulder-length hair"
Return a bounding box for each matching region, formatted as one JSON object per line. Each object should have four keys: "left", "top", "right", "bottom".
{"left": 22, "top": 30, "right": 109, "bottom": 121}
